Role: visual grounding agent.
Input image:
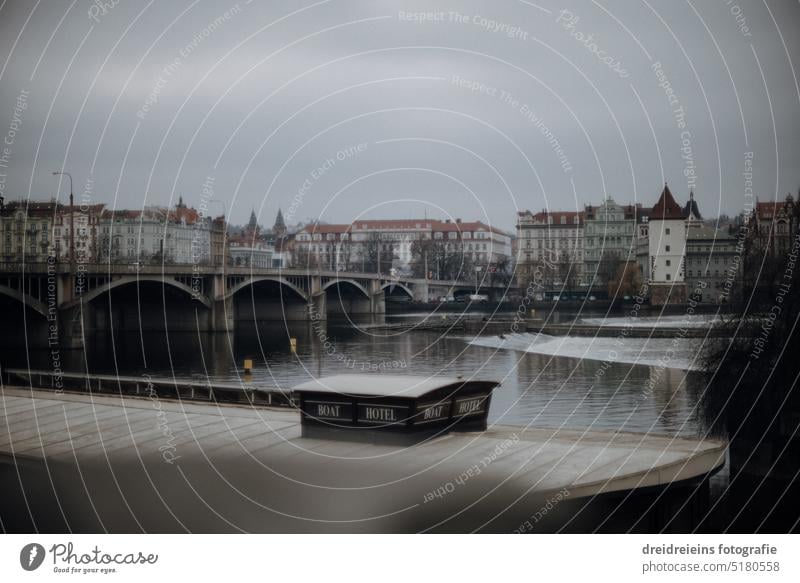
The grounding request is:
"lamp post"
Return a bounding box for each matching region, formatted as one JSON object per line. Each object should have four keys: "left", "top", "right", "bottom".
{"left": 475, "top": 265, "right": 482, "bottom": 294}
{"left": 53, "top": 171, "right": 74, "bottom": 271}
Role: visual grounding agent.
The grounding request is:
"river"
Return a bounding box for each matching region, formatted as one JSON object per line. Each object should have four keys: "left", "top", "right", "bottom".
{"left": 2, "top": 311, "right": 710, "bottom": 437}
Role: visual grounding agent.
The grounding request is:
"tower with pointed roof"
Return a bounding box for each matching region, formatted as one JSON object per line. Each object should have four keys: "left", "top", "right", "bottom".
{"left": 684, "top": 190, "right": 703, "bottom": 224}
{"left": 648, "top": 183, "right": 688, "bottom": 304}
{"left": 246, "top": 208, "right": 260, "bottom": 240}
{"left": 272, "top": 208, "right": 287, "bottom": 238}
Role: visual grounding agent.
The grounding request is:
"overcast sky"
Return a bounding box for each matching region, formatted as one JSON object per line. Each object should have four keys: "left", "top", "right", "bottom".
{"left": 1, "top": 0, "right": 799, "bottom": 231}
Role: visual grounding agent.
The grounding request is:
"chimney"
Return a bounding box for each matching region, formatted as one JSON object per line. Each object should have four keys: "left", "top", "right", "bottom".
{"left": 455, "top": 218, "right": 461, "bottom": 223}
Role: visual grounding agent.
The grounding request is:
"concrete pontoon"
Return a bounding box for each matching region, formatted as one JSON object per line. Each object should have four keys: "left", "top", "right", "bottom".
{"left": 0, "top": 384, "right": 725, "bottom": 532}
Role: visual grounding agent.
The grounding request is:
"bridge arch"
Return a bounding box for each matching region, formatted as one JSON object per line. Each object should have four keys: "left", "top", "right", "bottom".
{"left": 0, "top": 284, "right": 49, "bottom": 318}
{"left": 72, "top": 276, "right": 212, "bottom": 309}
{"left": 225, "top": 276, "right": 308, "bottom": 302}
{"left": 380, "top": 281, "right": 414, "bottom": 299}
{"left": 321, "top": 278, "right": 371, "bottom": 299}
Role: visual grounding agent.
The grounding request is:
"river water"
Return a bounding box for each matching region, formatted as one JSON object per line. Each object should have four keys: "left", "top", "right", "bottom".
{"left": 3, "top": 311, "right": 711, "bottom": 438}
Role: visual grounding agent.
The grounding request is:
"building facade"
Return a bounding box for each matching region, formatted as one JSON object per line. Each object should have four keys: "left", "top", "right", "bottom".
{"left": 97, "top": 199, "right": 214, "bottom": 265}
{"left": 583, "top": 198, "right": 640, "bottom": 289}
{"left": 228, "top": 240, "right": 275, "bottom": 268}
{"left": 516, "top": 209, "right": 585, "bottom": 293}
{"left": 0, "top": 201, "right": 59, "bottom": 263}
{"left": 294, "top": 218, "right": 512, "bottom": 275}
{"left": 210, "top": 216, "right": 227, "bottom": 267}
{"left": 646, "top": 185, "right": 688, "bottom": 304}
{"left": 748, "top": 195, "right": 798, "bottom": 258}
{"left": 685, "top": 224, "right": 738, "bottom": 303}
{"left": 51, "top": 203, "right": 105, "bottom": 264}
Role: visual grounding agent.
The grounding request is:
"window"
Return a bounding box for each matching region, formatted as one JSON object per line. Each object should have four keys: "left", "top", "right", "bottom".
{"left": 666, "top": 273, "right": 671, "bottom": 280}
{"left": 666, "top": 259, "right": 671, "bottom": 266}
{"left": 665, "top": 245, "right": 670, "bottom": 252}
{"left": 665, "top": 228, "right": 671, "bottom": 235}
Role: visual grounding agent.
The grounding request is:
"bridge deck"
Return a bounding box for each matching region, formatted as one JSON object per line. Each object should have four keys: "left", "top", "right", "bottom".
{"left": 0, "top": 387, "right": 724, "bottom": 532}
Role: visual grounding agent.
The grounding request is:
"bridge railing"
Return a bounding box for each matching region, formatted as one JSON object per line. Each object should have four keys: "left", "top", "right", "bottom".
{"left": 0, "top": 261, "right": 483, "bottom": 287}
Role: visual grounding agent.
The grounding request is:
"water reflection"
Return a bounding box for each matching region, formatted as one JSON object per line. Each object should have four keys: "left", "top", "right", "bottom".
{"left": 1, "top": 316, "right": 706, "bottom": 437}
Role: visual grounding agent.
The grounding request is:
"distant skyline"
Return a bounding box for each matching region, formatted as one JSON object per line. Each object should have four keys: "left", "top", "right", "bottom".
{"left": 1, "top": 1, "right": 799, "bottom": 231}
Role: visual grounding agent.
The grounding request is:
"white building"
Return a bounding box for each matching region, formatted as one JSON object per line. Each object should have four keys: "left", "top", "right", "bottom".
{"left": 294, "top": 218, "right": 512, "bottom": 274}
{"left": 648, "top": 184, "right": 687, "bottom": 284}
{"left": 52, "top": 203, "right": 104, "bottom": 263}
{"left": 229, "top": 241, "right": 274, "bottom": 268}
{"left": 434, "top": 219, "right": 513, "bottom": 266}
{"left": 98, "top": 199, "right": 212, "bottom": 264}
{"left": 646, "top": 184, "right": 689, "bottom": 304}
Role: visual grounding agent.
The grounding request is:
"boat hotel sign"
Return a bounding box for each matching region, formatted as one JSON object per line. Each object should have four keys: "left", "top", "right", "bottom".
{"left": 293, "top": 375, "right": 497, "bottom": 439}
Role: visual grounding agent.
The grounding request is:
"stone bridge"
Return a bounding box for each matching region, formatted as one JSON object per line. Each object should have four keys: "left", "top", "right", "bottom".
{"left": 0, "top": 262, "right": 490, "bottom": 347}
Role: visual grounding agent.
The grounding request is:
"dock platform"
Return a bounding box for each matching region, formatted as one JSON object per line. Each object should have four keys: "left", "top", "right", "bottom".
{"left": 0, "top": 386, "right": 725, "bottom": 532}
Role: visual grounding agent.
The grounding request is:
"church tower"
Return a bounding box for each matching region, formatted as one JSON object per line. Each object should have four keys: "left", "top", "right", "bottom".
{"left": 246, "top": 208, "right": 260, "bottom": 239}
{"left": 272, "top": 208, "right": 287, "bottom": 237}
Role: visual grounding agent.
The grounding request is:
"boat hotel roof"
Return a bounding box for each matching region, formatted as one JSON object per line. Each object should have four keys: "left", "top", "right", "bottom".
{"left": 293, "top": 374, "right": 496, "bottom": 398}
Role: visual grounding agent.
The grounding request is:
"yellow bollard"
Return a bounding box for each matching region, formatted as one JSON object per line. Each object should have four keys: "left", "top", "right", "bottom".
{"left": 243, "top": 359, "right": 253, "bottom": 373}
{"left": 289, "top": 338, "right": 297, "bottom": 353}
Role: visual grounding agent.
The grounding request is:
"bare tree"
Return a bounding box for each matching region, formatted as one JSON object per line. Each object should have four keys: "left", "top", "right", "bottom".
{"left": 291, "top": 246, "right": 318, "bottom": 269}
{"left": 608, "top": 260, "right": 642, "bottom": 298}
{"left": 362, "top": 232, "right": 395, "bottom": 274}
{"left": 596, "top": 251, "right": 622, "bottom": 291}
{"left": 555, "top": 250, "right": 580, "bottom": 291}
{"left": 410, "top": 237, "right": 475, "bottom": 281}
{"left": 701, "top": 204, "right": 800, "bottom": 497}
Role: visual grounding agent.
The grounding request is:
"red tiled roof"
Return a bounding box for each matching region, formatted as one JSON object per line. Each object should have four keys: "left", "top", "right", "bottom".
{"left": 519, "top": 210, "right": 584, "bottom": 225}
{"left": 2, "top": 201, "right": 65, "bottom": 217}
{"left": 650, "top": 184, "right": 685, "bottom": 220}
{"left": 298, "top": 223, "right": 351, "bottom": 235}
{"left": 298, "top": 219, "right": 511, "bottom": 237}
{"left": 351, "top": 219, "right": 434, "bottom": 230}
{"left": 432, "top": 221, "right": 510, "bottom": 236}
{"left": 100, "top": 208, "right": 169, "bottom": 221}
{"left": 755, "top": 201, "right": 794, "bottom": 220}
{"left": 170, "top": 206, "right": 199, "bottom": 223}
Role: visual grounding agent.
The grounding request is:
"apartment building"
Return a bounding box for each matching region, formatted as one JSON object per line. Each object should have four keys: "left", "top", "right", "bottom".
{"left": 294, "top": 218, "right": 512, "bottom": 275}
{"left": 0, "top": 201, "right": 59, "bottom": 263}
{"left": 97, "top": 199, "right": 214, "bottom": 264}
{"left": 583, "top": 198, "right": 640, "bottom": 288}
{"left": 685, "top": 224, "right": 738, "bottom": 303}
{"left": 515, "top": 209, "right": 584, "bottom": 292}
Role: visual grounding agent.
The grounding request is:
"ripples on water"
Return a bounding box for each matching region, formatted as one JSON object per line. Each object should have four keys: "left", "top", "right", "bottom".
{"left": 2, "top": 315, "right": 710, "bottom": 438}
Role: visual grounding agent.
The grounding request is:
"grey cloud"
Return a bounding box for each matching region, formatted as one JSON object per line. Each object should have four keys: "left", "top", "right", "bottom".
{"left": 1, "top": 0, "right": 798, "bottom": 230}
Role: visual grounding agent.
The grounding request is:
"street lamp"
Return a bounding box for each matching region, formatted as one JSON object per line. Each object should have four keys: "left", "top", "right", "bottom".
{"left": 52, "top": 171, "right": 74, "bottom": 270}
{"left": 475, "top": 265, "right": 483, "bottom": 294}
